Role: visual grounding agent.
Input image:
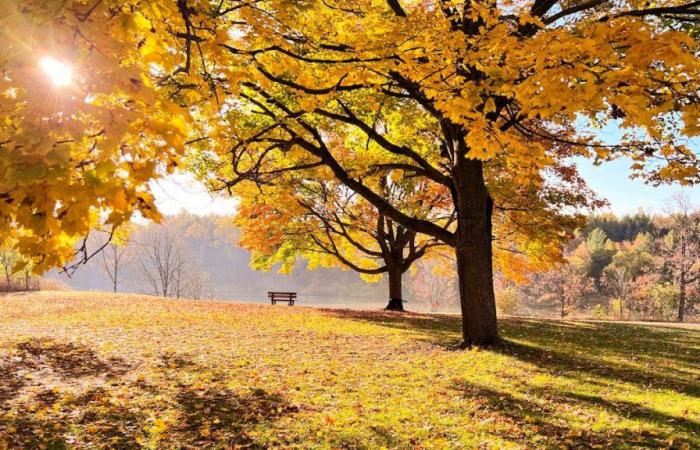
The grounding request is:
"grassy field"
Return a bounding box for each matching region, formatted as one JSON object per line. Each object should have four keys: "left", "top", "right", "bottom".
{"left": 0, "top": 292, "right": 698, "bottom": 449}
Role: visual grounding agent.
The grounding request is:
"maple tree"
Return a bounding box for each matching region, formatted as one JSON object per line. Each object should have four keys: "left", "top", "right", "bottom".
{"left": 1, "top": 0, "right": 699, "bottom": 345}
{"left": 231, "top": 173, "right": 446, "bottom": 311}
{"left": 0, "top": 1, "right": 190, "bottom": 272}
{"left": 178, "top": 0, "right": 698, "bottom": 345}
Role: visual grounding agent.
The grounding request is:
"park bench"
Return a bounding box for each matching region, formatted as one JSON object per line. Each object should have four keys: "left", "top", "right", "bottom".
{"left": 268, "top": 291, "right": 297, "bottom": 306}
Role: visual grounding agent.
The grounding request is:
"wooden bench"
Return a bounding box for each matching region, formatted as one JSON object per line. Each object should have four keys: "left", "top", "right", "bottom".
{"left": 268, "top": 291, "right": 297, "bottom": 306}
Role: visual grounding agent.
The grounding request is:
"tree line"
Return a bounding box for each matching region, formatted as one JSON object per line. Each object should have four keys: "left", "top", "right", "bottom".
{"left": 512, "top": 195, "right": 700, "bottom": 322}
{"left": 2, "top": 201, "right": 698, "bottom": 324}
{"left": 40, "top": 214, "right": 389, "bottom": 305}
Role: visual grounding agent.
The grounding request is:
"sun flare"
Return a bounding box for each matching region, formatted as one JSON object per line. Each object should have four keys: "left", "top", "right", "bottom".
{"left": 38, "top": 56, "right": 73, "bottom": 87}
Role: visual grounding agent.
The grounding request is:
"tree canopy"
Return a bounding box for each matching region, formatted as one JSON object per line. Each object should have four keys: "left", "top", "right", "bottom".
{"left": 1, "top": 0, "right": 698, "bottom": 345}
{"left": 0, "top": 1, "right": 191, "bottom": 270}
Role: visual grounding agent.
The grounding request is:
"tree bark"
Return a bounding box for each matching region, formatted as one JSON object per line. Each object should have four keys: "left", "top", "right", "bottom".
{"left": 453, "top": 157, "right": 499, "bottom": 347}
{"left": 385, "top": 265, "right": 405, "bottom": 311}
{"left": 678, "top": 271, "right": 686, "bottom": 322}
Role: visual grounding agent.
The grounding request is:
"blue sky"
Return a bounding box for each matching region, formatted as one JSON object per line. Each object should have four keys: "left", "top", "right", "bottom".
{"left": 576, "top": 157, "right": 698, "bottom": 215}
{"left": 575, "top": 120, "right": 700, "bottom": 215}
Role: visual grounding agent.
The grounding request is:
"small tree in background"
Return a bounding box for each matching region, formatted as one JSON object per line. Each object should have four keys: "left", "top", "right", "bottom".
{"left": 136, "top": 227, "right": 190, "bottom": 298}
{"left": 495, "top": 285, "right": 520, "bottom": 316}
{"left": 533, "top": 265, "right": 595, "bottom": 318}
{"left": 97, "top": 226, "right": 132, "bottom": 293}
{"left": 659, "top": 193, "right": 700, "bottom": 322}
{"left": 583, "top": 229, "right": 616, "bottom": 287}
{"left": 408, "top": 259, "right": 458, "bottom": 312}
{"left": 184, "top": 271, "right": 214, "bottom": 300}
{"left": 602, "top": 234, "right": 654, "bottom": 318}
{"left": 0, "top": 242, "right": 18, "bottom": 291}
{"left": 0, "top": 239, "right": 38, "bottom": 292}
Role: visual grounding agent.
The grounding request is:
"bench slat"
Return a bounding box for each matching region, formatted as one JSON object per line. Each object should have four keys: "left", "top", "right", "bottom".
{"left": 268, "top": 291, "right": 298, "bottom": 305}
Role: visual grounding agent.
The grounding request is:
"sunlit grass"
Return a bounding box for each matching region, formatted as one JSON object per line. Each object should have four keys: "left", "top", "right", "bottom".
{"left": 0, "top": 291, "right": 698, "bottom": 449}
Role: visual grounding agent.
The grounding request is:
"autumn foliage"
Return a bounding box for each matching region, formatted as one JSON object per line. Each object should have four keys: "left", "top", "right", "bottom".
{"left": 1, "top": 0, "right": 699, "bottom": 344}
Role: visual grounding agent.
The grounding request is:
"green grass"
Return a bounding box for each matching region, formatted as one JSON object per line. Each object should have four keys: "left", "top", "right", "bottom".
{"left": 0, "top": 291, "right": 698, "bottom": 449}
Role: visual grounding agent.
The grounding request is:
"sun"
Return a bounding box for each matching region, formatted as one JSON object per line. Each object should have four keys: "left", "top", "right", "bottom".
{"left": 38, "top": 56, "right": 73, "bottom": 87}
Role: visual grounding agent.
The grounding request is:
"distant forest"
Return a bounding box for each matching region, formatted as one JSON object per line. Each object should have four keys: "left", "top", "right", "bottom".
{"left": 5, "top": 201, "right": 692, "bottom": 321}
{"left": 508, "top": 197, "right": 700, "bottom": 322}
{"left": 47, "top": 213, "right": 391, "bottom": 309}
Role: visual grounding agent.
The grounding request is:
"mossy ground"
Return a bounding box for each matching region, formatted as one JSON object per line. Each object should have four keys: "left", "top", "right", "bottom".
{"left": 0, "top": 291, "right": 698, "bottom": 449}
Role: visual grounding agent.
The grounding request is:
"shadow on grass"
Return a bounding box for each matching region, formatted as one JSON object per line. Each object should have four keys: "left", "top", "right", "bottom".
{"left": 0, "top": 338, "right": 299, "bottom": 448}
{"left": 0, "top": 338, "right": 139, "bottom": 448}
{"left": 327, "top": 310, "right": 700, "bottom": 445}
{"left": 324, "top": 310, "right": 700, "bottom": 397}
{"left": 0, "top": 386, "right": 144, "bottom": 449}
{"left": 0, "top": 409, "right": 70, "bottom": 450}
{"left": 0, "top": 358, "right": 27, "bottom": 404}
{"left": 158, "top": 350, "right": 199, "bottom": 369}
{"left": 0, "top": 338, "right": 130, "bottom": 406}
{"left": 174, "top": 385, "right": 299, "bottom": 448}
{"left": 1, "top": 385, "right": 162, "bottom": 449}
{"left": 563, "top": 390, "right": 700, "bottom": 436}
{"left": 496, "top": 338, "right": 700, "bottom": 398}
{"left": 14, "top": 338, "right": 131, "bottom": 378}
{"left": 452, "top": 380, "right": 693, "bottom": 449}
{"left": 322, "top": 309, "right": 462, "bottom": 341}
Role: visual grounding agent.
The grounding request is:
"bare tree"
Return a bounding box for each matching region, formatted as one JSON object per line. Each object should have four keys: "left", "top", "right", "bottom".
{"left": 136, "top": 228, "right": 191, "bottom": 298}
{"left": 183, "top": 270, "right": 213, "bottom": 300}
{"left": 96, "top": 232, "right": 131, "bottom": 293}
{"left": 660, "top": 193, "right": 700, "bottom": 322}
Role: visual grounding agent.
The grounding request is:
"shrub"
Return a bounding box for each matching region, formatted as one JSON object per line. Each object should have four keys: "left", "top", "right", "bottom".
{"left": 592, "top": 304, "right": 608, "bottom": 319}
{"left": 496, "top": 286, "right": 520, "bottom": 315}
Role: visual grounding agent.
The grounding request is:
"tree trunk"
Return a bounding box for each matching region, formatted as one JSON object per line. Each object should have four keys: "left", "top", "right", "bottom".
{"left": 453, "top": 157, "right": 499, "bottom": 347}
{"left": 4, "top": 267, "right": 10, "bottom": 290}
{"left": 112, "top": 247, "right": 118, "bottom": 293}
{"left": 385, "top": 265, "right": 405, "bottom": 311}
{"left": 678, "top": 272, "right": 686, "bottom": 322}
